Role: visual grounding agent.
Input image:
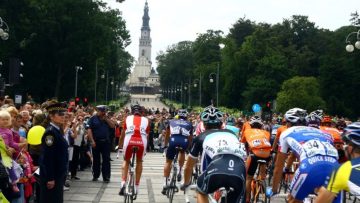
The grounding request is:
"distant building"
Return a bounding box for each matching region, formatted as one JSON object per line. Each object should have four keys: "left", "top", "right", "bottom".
{"left": 125, "top": 0, "right": 160, "bottom": 94}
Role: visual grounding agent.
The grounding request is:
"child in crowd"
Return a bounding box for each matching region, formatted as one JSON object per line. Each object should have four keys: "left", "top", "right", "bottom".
{"left": 0, "top": 110, "right": 21, "bottom": 193}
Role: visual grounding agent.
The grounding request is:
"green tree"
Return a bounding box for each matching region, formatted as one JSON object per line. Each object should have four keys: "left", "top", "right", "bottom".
{"left": 276, "top": 76, "right": 325, "bottom": 113}
{"left": 0, "top": 0, "right": 132, "bottom": 101}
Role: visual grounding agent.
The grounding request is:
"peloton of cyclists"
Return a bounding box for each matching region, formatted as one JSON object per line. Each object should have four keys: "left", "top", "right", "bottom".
{"left": 315, "top": 122, "right": 360, "bottom": 203}
{"left": 267, "top": 108, "right": 339, "bottom": 203}
{"left": 181, "top": 106, "right": 247, "bottom": 203}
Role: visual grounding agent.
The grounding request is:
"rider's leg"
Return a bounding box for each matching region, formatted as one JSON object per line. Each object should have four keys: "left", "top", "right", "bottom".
{"left": 245, "top": 174, "right": 254, "bottom": 203}
{"left": 178, "top": 151, "right": 185, "bottom": 175}
{"left": 245, "top": 155, "right": 256, "bottom": 203}
{"left": 163, "top": 159, "right": 172, "bottom": 185}
{"left": 197, "top": 193, "right": 209, "bottom": 203}
{"left": 121, "top": 160, "right": 130, "bottom": 187}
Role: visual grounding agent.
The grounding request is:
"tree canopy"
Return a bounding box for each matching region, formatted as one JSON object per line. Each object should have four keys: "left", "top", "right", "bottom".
{"left": 158, "top": 14, "right": 360, "bottom": 119}
{"left": 0, "top": 0, "right": 133, "bottom": 102}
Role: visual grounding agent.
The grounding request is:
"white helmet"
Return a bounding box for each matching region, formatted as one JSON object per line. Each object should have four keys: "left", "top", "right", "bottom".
{"left": 285, "top": 108, "right": 307, "bottom": 124}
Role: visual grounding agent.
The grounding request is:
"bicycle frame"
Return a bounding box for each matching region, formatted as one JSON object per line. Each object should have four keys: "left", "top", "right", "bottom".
{"left": 251, "top": 160, "right": 267, "bottom": 203}
{"left": 124, "top": 147, "right": 138, "bottom": 203}
{"left": 166, "top": 147, "right": 181, "bottom": 203}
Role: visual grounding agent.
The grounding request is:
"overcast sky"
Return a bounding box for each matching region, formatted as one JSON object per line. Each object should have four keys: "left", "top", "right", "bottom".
{"left": 107, "top": 0, "right": 359, "bottom": 69}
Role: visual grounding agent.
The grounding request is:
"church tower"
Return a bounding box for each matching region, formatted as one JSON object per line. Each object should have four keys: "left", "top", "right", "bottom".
{"left": 125, "top": 0, "right": 159, "bottom": 93}
{"left": 138, "top": 0, "right": 152, "bottom": 64}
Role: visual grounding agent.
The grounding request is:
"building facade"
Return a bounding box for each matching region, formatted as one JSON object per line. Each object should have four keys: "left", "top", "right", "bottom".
{"left": 125, "top": 0, "right": 160, "bottom": 94}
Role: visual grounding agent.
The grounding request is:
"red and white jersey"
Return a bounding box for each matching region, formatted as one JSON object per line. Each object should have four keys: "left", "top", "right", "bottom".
{"left": 123, "top": 115, "right": 150, "bottom": 138}
{"left": 195, "top": 121, "right": 205, "bottom": 136}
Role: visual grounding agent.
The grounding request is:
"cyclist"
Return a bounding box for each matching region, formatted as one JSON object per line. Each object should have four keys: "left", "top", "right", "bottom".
{"left": 195, "top": 119, "right": 206, "bottom": 136}
{"left": 267, "top": 108, "right": 339, "bottom": 203}
{"left": 118, "top": 104, "right": 150, "bottom": 196}
{"left": 181, "top": 106, "right": 247, "bottom": 203}
{"left": 306, "top": 110, "right": 323, "bottom": 129}
{"left": 270, "top": 117, "right": 282, "bottom": 146}
{"left": 315, "top": 122, "right": 360, "bottom": 203}
{"left": 320, "top": 115, "right": 346, "bottom": 163}
{"left": 161, "top": 109, "right": 193, "bottom": 195}
{"left": 240, "top": 116, "right": 272, "bottom": 203}
{"left": 225, "top": 116, "right": 240, "bottom": 137}
{"left": 271, "top": 117, "right": 291, "bottom": 153}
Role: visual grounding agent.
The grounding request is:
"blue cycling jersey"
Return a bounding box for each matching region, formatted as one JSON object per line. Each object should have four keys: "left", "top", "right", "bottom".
{"left": 169, "top": 119, "right": 193, "bottom": 137}
{"left": 279, "top": 126, "right": 338, "bottom": 161}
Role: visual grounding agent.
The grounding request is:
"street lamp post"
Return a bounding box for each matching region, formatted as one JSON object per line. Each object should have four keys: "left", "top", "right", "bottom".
{"left": 0, "top": 17, "right": 9, "bottom": 40}
{"left": 105, "top": 71, "right": 109, "bottom": 104}
{"left": 110, "top": 78, "right": 115, "bottom": 101}
{"left": 75, "top": 66, "right": 83, "bottom": 97}
{"left": 345, "top": 29, "right": 360, "bottom": 52}
{"left": 209, "top": 72, "right": 217, "bottom": 106}
{"left": 194, "top": 74, "right": 201, "bottom": 106}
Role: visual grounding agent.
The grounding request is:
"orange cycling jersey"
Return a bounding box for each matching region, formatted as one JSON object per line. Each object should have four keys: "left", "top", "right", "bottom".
{"left": 241, "top": 122, "right": 251, "bottom": 134}
{"left": 276, "top": 125, "right": 288, "bottom": 139}
{"left": 319, "top": 126, "right": 342, "bottom": 144}
{"left": 241, "top": 128, "right": 272, "bottom": 158}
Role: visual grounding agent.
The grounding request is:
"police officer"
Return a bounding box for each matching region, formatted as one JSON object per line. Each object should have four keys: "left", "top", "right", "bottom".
{"left": 39, "top": 101, "right": 69, "bottom": 203}
{"left": 87, "top": 105, "right": 115, "bottom": 182}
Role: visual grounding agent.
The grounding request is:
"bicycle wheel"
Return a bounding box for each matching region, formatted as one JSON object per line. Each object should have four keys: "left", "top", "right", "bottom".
{"left": 124, "top": 194, "right": 130, "bottom": 203}
{"left": 167, "top": 177, "right": 176, "bottom": 203}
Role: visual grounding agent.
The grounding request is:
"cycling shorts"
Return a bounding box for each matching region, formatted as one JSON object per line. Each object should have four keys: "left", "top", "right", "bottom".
{"left": 246, "top": 154, "right": 270, "bottom": 176}
{"left": 166, "top": 135, "right": 189, "bottom": 160}
{"left": 197, "top": 154, "right": 246, "bottom": 203}
{"left": 123, "top": 135, "right": 147, "bottom": 161}
{"left": 290, "top": 155, "right": 338, "bottom": 201}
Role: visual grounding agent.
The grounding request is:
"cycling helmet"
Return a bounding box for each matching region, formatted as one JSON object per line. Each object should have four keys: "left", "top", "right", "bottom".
{"left": 226, "top": 117, "right": 236, "bottom": 126}
{"left": 342, "top": 122, "right": 360, "bottom": 147}
{"left": 284, "top": 108, "right": 307, "bottom": 124}
{"left": 201, "top": 106, "right": 223, "bottom": 126}
{"left": 306, "top": 110, "right": 323, "bottom": 128}
{"left": 177, "top": 109, "right": 188, "bottom": 119}
{"left": 249, "top": 115, "right": 263, "bottom": 126}
{"left": 131, "top": 104, "right": 142, "bottom": 115}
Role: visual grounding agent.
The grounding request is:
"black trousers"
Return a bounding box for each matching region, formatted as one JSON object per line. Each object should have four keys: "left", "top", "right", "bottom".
{"left": 39, "top": 176, "right": 66, "bottom": 203}
{"left": 70, "top": 145, "right": 80, "bottom": 177}
{"left": 92, "top": 140, "right": 111, "bottom": 180}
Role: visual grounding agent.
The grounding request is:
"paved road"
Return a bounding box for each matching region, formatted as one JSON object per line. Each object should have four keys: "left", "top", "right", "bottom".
{"left": 124, "top": 94, "right": 168, "bottom": 110}
{"left": 64, "top": 152, "right": 196, "bottom": 203}
{"left": 63, "top": 152, "right": 358, "bottom": 203}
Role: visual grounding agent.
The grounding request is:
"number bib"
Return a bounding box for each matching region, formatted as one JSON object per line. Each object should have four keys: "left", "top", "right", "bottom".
{"left": 302, "top": 139, "right": 338, "bottom": 159}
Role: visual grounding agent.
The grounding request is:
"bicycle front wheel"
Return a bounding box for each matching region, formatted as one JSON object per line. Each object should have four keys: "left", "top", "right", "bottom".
{"left": 167, "top": 176, "right": 177, "bottom": 203}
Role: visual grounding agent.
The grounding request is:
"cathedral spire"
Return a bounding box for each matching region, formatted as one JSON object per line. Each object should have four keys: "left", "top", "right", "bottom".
{"left": 142, "top": 0, "right": 150, "bottom": 30}
{"left": 138, "top": 0, "right": 152, "bottom": 63}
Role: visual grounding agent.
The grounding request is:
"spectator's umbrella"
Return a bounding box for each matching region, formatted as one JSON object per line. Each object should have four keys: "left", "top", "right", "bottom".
{"left": 27, "top": 125, "right": 46, "bottom": 145}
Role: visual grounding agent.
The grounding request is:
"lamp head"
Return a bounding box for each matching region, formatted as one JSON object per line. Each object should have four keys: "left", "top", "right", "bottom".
{"left": 355, "top": 41, "right": 360, "bottom": 50}
{"left": 346, "top": 44, "right": 355, "bottom": 52}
